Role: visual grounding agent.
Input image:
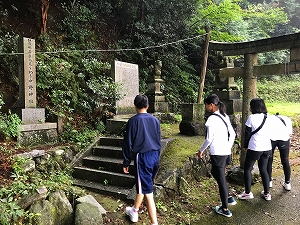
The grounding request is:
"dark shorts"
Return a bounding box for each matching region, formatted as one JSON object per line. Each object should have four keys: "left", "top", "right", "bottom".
{"left": 210, "top": 155, "right": 232, "bottom": 167}
{"left": 134, "top": 150, "right": 159, "bottom": 194}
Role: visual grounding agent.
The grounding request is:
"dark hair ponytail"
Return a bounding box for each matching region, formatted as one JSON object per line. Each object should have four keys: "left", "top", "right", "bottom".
{"left": 204, "top": 94, "right": 227, "bottom": 116}
{"left": 218, "top": 101, "right": 226, "bottom": 116}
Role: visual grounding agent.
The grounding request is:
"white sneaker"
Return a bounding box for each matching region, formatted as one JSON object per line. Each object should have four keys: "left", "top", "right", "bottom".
{"left": 283, "top": 182, "right": 291, "bottom": 191}
{"left": 269, "top": 180, "right": 272, "bottom": 188}
{"left": 261, "top": 191, "right": 271, "bottom": 201}
{"left": 126, "top": 206, "right": 138, "bottom": 222}
{"left": 237, "top": 191, "right": 254, "bottom": 200}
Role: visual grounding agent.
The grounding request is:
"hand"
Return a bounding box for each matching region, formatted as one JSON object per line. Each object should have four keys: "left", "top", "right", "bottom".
{"left": 244, "top": 148, "right": 248, "bottom": 151}
{"left": 123, "top": 166, "right": 129, "bottom": 174}
{"left": 196, "top": 151, "right": 203, "bottom": 158}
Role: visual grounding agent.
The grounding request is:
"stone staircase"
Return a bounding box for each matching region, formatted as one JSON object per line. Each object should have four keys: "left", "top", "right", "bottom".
{"left": 72, "top": 136, "right": 136, "bottom": 202}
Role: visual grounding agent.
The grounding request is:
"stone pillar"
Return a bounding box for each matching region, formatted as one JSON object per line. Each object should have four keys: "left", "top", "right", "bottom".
{"left": 240, "top": 53, "right": 258, "bottom": 168}
{"left": 12, "top": 37, "right": 57, "bottom": 146}
{"left": 214, "top": 57, "right": 242, "bottom": 115}
{"left": 146, "top": 60, "right": 168, "bottom": 113}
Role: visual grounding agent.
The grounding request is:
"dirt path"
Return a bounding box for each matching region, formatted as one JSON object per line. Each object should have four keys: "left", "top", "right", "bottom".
{"left": 203, "top": 163, "right": 300, "bottom": 225}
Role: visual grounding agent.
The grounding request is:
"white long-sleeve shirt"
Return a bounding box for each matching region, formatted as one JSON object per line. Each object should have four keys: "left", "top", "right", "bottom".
{"left": 199, "top": 110, "right": 236, "bottom": 155}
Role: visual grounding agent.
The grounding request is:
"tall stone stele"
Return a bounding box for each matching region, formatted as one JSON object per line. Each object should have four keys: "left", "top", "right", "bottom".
{"left": 111, "top": 60, "right": 139, "bottom": 114}
{"left": 12, "top": 37, "right": 57, "bottom": 146}
{"left": 106, "top": 60, "right": 139, "bottom": 134}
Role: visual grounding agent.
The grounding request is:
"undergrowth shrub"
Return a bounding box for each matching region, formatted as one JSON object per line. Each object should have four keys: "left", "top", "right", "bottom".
{"left": 0, "top": 94, "right": 21, "bottom": 141}
{"left": 235, "top": 75, "right": 300, "bottom": 103}
{"left": 60, "top": 122, "right": 99, "bottom": 147}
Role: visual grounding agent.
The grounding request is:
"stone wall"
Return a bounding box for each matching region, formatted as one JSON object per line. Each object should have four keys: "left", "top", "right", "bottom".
{"left": 13, "top": 146, "right": 106, "bottom": 225}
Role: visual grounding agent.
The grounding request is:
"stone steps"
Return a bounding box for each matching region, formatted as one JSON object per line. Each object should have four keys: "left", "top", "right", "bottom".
{"left": 81, "top": 155, "right": 134, "bottom": 174}
{"left": 72, "top": 136, "right": 136, "bottom": 201}
{"left": 73, "top": 178, "right": 134, "bottom": 200}
{"left": 72, "top": 134, "right": 173, "bottom": 202}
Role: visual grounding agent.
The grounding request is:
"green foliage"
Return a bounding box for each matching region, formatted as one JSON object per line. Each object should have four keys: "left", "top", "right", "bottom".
{"left": 258, "top": 50, "right": 289, "bottom": 65}
{"left": 192, "top": 0, "right": 288, "bottom": 42}
{"left": 0, "top": 32, "right": 19, "bottom": 84}
{"left": 244, "top": 3, "right": 289, "bottom": 40}
{"left": 0, "top": 200, "right": 25, "bottom": 225}
{"left": 266, "top": 102, "right": 300, "bottom": 117}
{"left": 156, "top": 201, "right": 168, "bottom": 212}
{"left": 60, "top": 122, "right": 98, "bottom": 147}
{"left": 257, "top": 76, "right": 300, "bottom": 103}
{"left": 59, "top": 2, "right": 96, "bottom": 48}
{"left": 86, "top": 76, "right": 124, "bottom": 111}
{"left": 36, "top": 56, "right": 78, "bottom": 116}
{"left": 35, "top": 41, "right": 122, "bottom": 142}
{"left": 235, "top": 75, "right": 300, "bottom": 106}
{"left": 114, "top": 0, "right": 198, "bottom": 112}
{"left": 0, "top": 95, "right": 22, "bottom": 140}
{"left": 192, "top": 0, "right": 244, "bottom": 41}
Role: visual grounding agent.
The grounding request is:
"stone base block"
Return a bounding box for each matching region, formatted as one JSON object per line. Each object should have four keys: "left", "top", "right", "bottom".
{"left": 115, "top": 107, "right": 136, "bottom": 115}
{"left": 215, "top": 90, "right": 241, "bottom": 100}
{"left": 181, "top": 103, "right": 205, "bottom": 122}
{"left": 222, "top": 99, "right": 243, "bottom": 115}
{"left": 147, "top": 95, "right": 165, "bottom": 102}
{"left": 152, "top": 112, "right": 179, "bottom": 124}
{"left": 148, "top": 102, "right": 169, "bottom": 113}
{"left": 13, "top": 108, "right": 45, "bottom": 124}
{"left": 106, "top": 118, "right": 129, "bottom": 135}
{"left": 179, "top": 120, "right": 206, "bottom": 136}
{"left": 18, "top": 123, "right": 58, "bottom": 147}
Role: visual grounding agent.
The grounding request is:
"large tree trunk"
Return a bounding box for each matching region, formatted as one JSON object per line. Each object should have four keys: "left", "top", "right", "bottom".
{"left": 41, "top": 0, "right": 50, "bottom": 34}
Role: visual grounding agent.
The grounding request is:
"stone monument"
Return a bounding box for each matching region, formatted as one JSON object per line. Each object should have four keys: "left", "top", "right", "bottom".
{"left": 111, "top": 60, "right": 139, "bottom": 114}
{"left": 12, "top": 37, "right": 57, "bottom": 146}
{"left": 106, "top": 60, "right": 139, "bottom": 134}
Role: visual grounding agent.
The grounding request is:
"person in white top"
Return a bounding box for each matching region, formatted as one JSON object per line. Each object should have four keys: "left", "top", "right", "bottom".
{"left": 267, "top": 113, "right": 293, "bottom": 191}
{"left": 238, "top": 98, "right": 273, "bottom": 201}
{"left": 197, "top": 94, "right": 236, "bottom": 218}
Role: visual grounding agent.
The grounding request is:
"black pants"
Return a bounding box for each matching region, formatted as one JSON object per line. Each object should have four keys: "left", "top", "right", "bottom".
{"left": 244, "top": 150, "right": 271, "bottom": 194}
{"left": 267, "top": 140, "right": 291, "bottom": 183}
{"left": 210, "top": 155, "right": 231, "bottom": 209}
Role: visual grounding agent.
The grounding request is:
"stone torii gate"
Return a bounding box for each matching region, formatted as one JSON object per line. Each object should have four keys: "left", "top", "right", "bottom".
{"left": 209, "top": 32, "right": 300, "bottom": 168}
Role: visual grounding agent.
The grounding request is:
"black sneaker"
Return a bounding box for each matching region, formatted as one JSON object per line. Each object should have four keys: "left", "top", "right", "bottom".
{"left": 215, "top": 206, "right": 232, "bottom": 217}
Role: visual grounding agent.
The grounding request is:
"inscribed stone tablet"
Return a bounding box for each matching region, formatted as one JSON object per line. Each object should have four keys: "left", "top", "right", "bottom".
{"left": 111, "top": 60, "right": 139, "bottom": 114}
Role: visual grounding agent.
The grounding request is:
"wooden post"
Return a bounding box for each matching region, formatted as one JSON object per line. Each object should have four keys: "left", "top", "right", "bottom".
{"left": 197, "top": 28, "right": 210, "bottom": 103}
{"left": 240, "top": 53, "right": 258, "bottom": 169}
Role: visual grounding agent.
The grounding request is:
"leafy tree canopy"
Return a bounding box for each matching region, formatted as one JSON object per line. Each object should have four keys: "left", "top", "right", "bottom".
{"left": 191, "top": 0, "right": 289, "bottom": 42}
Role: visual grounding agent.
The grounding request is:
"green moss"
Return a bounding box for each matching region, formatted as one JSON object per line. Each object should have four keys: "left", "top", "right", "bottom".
{"left": 160, "top": 123, "right": 205, "bottom": 170}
